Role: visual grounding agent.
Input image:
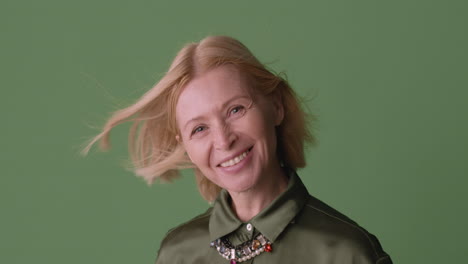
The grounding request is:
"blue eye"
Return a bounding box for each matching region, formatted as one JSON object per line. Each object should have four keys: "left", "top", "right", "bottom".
{"left": 230, "top": 106, "right": 245, "bottom": 115}
{"left": 192, "top": 126, "right": 206, "bottom": 135}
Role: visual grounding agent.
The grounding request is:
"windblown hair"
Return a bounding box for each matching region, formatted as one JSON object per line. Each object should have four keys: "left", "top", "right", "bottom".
{"left": 82, "top": 35, "right": 315, "bottom": 202}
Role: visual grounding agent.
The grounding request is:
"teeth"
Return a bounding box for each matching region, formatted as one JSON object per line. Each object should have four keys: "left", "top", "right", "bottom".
{"left": 220, "top": 150, "right": 249, "bottom": 168}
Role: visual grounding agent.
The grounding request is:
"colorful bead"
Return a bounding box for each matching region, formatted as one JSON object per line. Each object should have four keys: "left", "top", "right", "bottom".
{"left": 242, "top": 245, "right": 252, "bottom": 255}
{"left": 257, "top": 235, "right": 267, "bottom": 245}
{"left": 212, "top": 234, "right": 272, "bottom": 262}
{"left": 252, "top": 239, "right": 261, "bottom": 249}
{"left": 220, "top": 245, "right": 226, "bottom": 254}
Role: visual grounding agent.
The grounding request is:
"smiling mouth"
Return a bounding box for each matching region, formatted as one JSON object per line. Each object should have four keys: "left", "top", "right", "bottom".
{"left": 218, "top": 147, "right": 253, "bottom": 168}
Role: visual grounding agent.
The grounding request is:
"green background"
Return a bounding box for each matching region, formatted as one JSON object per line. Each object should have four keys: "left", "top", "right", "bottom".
{"left": 2, "top": 0, "right": 467, "bottom": 263}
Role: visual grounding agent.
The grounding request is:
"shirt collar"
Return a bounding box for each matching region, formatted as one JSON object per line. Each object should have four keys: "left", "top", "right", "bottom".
{"left": 208, "top": 170, "right": 310, "bottom": 243}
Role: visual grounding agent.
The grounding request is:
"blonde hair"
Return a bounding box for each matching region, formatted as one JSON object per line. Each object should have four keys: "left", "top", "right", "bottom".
{"left": 82, "top": 35, "right": 315, "bottom": 202}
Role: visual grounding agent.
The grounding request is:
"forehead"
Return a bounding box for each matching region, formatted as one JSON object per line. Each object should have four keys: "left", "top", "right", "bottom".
{"left": 175, "top": 65, "right": 252, "bottom": 123}
{"left": 186, "top": 65, "right": 250, "bottom": 99}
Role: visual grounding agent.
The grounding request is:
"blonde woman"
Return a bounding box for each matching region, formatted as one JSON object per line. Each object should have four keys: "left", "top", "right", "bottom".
{"left": 83, "top": 36, "right": 392, "bottom": 264}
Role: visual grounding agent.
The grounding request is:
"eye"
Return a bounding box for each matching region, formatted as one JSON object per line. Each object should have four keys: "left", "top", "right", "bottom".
{"left": 191, "top": 126, "right": 206, "bottom": 135}
{"left": 229, "top": 105, "right": 245, "bottom": 116}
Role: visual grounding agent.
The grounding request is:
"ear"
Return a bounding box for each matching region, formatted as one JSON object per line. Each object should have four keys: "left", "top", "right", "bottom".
{"left": 272, "top": 94, "right": 284, "bottom": 126}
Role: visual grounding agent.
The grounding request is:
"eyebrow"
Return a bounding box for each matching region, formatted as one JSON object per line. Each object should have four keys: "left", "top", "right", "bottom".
{"left": 183, "top": 95, "right": 251, "bottom": 130}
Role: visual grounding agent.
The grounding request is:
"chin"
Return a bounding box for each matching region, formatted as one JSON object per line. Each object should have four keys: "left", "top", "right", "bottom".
{"left": 220, "top": 176, "right": 258, "bottom": 194}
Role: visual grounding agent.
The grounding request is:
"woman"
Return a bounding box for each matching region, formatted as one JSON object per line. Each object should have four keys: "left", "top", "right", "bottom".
{"left": 83, "top": 36, "right": 392, "bottom": 264}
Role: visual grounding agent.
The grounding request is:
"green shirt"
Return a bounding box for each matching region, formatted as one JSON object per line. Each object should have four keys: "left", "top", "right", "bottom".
{"left": 155, "top": 171, "right": 392, "bottom": 264}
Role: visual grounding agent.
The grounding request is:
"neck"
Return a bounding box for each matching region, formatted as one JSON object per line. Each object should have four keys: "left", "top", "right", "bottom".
{"left": 228, "top": 165, "right": 289, "bottom": 222}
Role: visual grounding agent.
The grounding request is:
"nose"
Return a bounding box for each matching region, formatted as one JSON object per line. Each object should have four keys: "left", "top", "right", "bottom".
{"left": 213, "top": 122, "right": 236, "bottom": 151}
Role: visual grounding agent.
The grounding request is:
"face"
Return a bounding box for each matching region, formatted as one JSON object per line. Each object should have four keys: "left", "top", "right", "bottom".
{"left": 175, "top": 65, "right": 284, "bottom": 194}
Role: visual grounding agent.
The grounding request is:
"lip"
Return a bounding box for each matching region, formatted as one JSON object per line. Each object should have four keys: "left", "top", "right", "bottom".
{"left": 216, "top": 146, "right": 253, "bottom": 167}
{"left": 215, "top": 146, "right": 253, "bottom": 171}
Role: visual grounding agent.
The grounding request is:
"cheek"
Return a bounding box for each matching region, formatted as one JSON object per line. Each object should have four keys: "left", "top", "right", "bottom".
{"left": 185, "top": 142, "right": 210, "bottom": 167}
{"left": 248, "top": 112, "right": 276, "bottom": 140}
{"left": 249, "top": 117, "right": 279, "bottom": 156}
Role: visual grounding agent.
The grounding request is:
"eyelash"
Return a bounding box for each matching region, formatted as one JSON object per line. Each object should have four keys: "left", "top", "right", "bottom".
{"left": 192, "top": 126, "right": 206, "bottom": 135}
{"left": 229, "top": 105, "right": 245, "bottom": 115}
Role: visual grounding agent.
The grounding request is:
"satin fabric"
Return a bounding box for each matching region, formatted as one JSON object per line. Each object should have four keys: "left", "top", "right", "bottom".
{"left": 155, "top": 171, "right": 392, "bottom": 264}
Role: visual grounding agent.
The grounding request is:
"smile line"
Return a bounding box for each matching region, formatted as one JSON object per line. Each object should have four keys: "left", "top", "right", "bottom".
{"left": 219, "top": 148, "right": 252, "bottom": 168}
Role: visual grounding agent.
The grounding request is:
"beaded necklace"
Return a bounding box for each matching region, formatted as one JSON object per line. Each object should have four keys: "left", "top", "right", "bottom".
{"left": 210, "top": 233, "right": 273, "bottom": 263}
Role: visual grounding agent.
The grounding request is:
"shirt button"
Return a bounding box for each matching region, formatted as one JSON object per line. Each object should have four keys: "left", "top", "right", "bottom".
{"left": 246, "top": 223, "right": 253, "bottom": 231}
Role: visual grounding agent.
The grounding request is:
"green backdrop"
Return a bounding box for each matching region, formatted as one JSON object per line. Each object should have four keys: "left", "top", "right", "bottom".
{"left": 2, "top": 0, "right": 467, "bottom": 263}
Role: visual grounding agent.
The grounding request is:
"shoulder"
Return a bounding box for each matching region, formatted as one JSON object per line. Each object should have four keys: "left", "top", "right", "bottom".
{"left": 163, "top": 207, "right": 212, "bottom": 240}
{"left": 296, "top": 195, "right": 392, "bottom": 263}
{"left": 155, "top": 207, "right": 214, "bottom": 264}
